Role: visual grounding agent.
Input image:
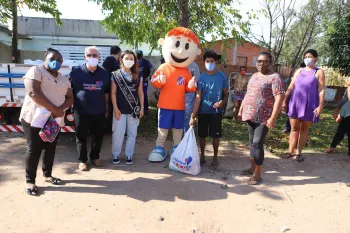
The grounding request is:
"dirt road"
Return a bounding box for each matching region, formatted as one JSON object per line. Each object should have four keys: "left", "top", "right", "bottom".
{"left": 0, "top": 133, "right": 350, "bottom": 233}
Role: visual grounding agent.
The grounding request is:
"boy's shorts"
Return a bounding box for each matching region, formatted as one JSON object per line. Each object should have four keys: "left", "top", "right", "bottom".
{"left": 198, "top": 113, "right": 223, "bottom": 138}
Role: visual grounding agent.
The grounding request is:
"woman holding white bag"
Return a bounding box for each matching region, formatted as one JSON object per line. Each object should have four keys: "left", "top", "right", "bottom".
{"left": 20, "top": 48, "right": 73, "bottom": 196}
{"left": 111, "top": 50, "right": 144, "bottom": 165}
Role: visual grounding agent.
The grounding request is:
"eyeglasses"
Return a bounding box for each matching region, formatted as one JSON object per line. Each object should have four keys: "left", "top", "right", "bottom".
{"left": 257, "top": 60, "right": 270, "bottom": 64}
{"left": 86, "top": 54, "right": 98, "bottom": 58}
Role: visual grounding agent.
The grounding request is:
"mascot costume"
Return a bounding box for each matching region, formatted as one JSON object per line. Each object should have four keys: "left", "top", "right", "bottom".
{"left": 148, "top": 27, "right": 201, "bottom": 162}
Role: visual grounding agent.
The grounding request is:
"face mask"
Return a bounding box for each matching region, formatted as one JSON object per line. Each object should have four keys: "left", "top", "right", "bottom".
{"left": 48, "top": 60, "right": 61, "bottom": 71}
{"left": 304, "top": 58, "right": 313, "bottom": 66}
{"left": 205, "top": 62, "right": 215, "bottom": 71}
{"left": 256, "top": 63, "right": 271, "bottom": 74}
{"left": 86, "top": 57, "right": 99, "bottom": 67}
{"left": 123, "top": 60, "right": 134, "bottom": 69}
{"left": 240, "top": 71, "right": 246, "bottom": 75}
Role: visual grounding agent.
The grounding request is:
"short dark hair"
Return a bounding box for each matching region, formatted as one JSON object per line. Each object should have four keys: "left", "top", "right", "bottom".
{"left": 110, "top": 46, "right": 121, "bottom": 55}
{"left": 239, "top": 66, "right": 246, "bottom": 70}
{"left": 203, "top": 50, "right": 218, "bottom": 61}
{"left": 45, "top": 48, "right": 61, "bottom": 58}
{"left": 259, "top": 51, "right": 273, "bottom": 63}
{"left": 304, "top": 49, "right": 318, "bottom": 58}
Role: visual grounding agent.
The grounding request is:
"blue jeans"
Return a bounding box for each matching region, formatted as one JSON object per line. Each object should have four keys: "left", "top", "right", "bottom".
{"left": 184, "top": 92, "right": 196, "bottom": 133}
{"left": 112, "top": 114, "right": 139, "bottom": 159}
{"left": 143, "top": 81, "right": 149, "bottom": 113}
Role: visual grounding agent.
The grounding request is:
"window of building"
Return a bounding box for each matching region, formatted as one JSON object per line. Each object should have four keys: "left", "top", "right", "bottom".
{"left": 237, "top": 56, "right": 247, "bottom": 66}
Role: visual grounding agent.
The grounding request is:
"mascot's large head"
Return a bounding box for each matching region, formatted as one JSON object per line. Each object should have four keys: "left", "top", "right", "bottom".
{"left": 158, "top": 27, "right": 201, "bottom": 68}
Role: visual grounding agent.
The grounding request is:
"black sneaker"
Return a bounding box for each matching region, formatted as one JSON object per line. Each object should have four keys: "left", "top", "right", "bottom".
{"left": 126, "top": 157, "right": 133, "bottom": 165}
{"left": 112, "top": 158, "right": 120, "bottom": 165}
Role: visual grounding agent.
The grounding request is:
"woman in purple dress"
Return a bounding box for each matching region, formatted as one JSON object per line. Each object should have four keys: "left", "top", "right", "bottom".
{"left": 282, "top": 49, "right": 325, "bottom": 162}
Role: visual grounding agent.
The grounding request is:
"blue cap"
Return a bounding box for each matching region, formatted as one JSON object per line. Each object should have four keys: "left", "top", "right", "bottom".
{"left": 136, "top": 50, "right": 143, "bottom": 55}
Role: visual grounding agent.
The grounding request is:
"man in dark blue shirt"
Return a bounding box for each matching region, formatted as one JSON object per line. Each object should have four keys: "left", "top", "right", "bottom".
{"left": 136, "top": 50, "right": 154, "bottom": 115}
{"left": 102, "top": 46, "right": 121, "bottom": 73}
{"left": 70, "top": 46, "right": 110, "bottom": 171}
{"left": 102, "top": 46, "right": 122, "bottom": 132}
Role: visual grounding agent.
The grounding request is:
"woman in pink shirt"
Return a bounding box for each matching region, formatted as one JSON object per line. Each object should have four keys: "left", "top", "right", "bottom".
{"left": 239, "top": 52, "right": 284, "bottom": 185}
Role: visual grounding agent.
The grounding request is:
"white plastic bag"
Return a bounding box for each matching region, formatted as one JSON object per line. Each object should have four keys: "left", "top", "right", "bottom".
{"left": 169, "top": 127, "right": 201, "bottom": 175}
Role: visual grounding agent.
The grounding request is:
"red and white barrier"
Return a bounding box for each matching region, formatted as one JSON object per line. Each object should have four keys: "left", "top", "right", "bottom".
{"left": 1, "top": 103, "right": 23, "bottom": 107}
{"left": 0, "top": 125, "right": 75, "bottom": 133}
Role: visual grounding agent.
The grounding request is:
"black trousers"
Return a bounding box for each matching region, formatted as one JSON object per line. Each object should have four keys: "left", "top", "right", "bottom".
{"left": 74, "top": 111, "right": 106, "bottom": 163}
{"left": 248, "top": 121, "right": 269, "bottom": 166}
{"left": 22, "top": 119, "right": 59, "bottom": 184}
{"left": 331, "top": 116, "right": 350, "bottom": 155}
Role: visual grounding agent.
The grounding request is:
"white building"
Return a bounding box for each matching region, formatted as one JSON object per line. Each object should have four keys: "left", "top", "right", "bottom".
{"left": 2, "top": 17, "right": 159, "bottom": 63}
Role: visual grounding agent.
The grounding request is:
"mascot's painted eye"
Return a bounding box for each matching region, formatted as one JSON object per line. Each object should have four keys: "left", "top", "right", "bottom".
{"left": 185, "top": 43, "right": 189, "bottom": 50}
{"left": 175, "top": 41, "right": 180, "bottom": 48}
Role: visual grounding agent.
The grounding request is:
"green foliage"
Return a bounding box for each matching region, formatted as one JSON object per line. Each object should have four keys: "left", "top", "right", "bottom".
{"left": 328, "top": 12, "right": 350, "bottom": 76}
{"left": 90, "top": 0, "right": 250, "bottom": 52}
{"left": 139, "top": 106, "right": 344, "bottom": 155}
{"left": 279, "top": 0, "right": 323, "bottom": 68}
{"left": 0, "top": 0, "right": 61, "bottom": 25}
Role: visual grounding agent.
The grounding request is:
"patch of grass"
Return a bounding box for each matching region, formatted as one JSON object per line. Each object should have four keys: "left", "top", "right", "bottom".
{"left": 139, "top": 105, "right": 346, "bottom": 155}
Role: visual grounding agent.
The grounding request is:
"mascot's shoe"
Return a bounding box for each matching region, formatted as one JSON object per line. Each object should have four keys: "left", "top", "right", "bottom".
{"left": 148, "top": 146, "right": 167, "bottom": 162}
{"left": 170, "top": 145, "right": 178, "bottom": 155}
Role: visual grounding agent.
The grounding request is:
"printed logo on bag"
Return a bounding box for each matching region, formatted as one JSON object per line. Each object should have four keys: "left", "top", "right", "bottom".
{"left": 173, "top": 156, "right": 193, "bottom": 171}
{"left": 83, "top": 81, "right": 103, "bottom": 91}
{"left": 177, "top": 76, "right": 185, "bottom": 86}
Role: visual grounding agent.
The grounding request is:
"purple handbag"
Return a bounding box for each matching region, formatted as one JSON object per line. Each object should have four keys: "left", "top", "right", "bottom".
{"left": 39, "top": 116, "right": 60, "bottom": 143}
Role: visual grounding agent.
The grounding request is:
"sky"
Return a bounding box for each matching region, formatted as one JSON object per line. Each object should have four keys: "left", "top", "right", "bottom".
{"left": 19, "top": 0, "right": 305, "bottom": 42}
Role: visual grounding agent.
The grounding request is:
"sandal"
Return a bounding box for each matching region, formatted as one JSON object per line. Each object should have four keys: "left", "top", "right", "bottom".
{"left": 209, "top": 160, "right": 219, "bottom": 170}
{"left": 45, "top": 176, "right": 62, "bottom": 185}
{"left": 296, "top": 154, "right": 304, "bottom": 162}
{"left": 248, "top": 177, "right": 262, "bottom": 185}
{"left": 200, "top": 156, "right": 206, "bottom": 166}
{"left": 281, "top": 153, "right": 296, "bottom": 159}
{"left": 241, "top": 169, "right": 253, "bottom": 176}
{"left": 25, "top": 185, "right": 38, "bottom": 196}
{"left": 324, "top": 147, "right": 336, "bottom": 154}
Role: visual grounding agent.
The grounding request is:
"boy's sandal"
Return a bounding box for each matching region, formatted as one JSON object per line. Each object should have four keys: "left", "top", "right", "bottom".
{"left": 281, "top": 153, "right": 295, "bottom": 159}
{"left": 209, "top": 161, "right": 219, "bottom": 170}
{"left": 45, "top": 177, "right": 62, "bottom": 185}
{"left": 296, "top": 154, "right": 304, "bottom": 162}
{"left": 25, "top": 185, "right": 38, "bottom": 196}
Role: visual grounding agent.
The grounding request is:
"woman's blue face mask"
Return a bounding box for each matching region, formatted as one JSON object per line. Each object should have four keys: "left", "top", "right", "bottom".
{"left": 48, "top": 60, "right": 61, "bottom": 71}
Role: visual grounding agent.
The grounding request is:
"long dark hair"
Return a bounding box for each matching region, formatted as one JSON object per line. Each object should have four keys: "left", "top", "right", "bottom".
{"left": 120, "top": 50, "right": 139, "bottom": 80}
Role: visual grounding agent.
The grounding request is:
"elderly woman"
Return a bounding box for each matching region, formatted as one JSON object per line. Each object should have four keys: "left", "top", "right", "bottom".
{"left": 20, "top": 48, "right": 73, "bottom": 196}
{"left": 239, "top": 52, "right": 284, "bottom": 185}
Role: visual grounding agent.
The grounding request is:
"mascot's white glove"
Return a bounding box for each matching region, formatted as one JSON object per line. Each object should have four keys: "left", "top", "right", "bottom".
{"left": 188, "top": 76, "right": 196, "bottom": 89}
{"left": 158, "top": 71, "right": 166, "bottom": 84}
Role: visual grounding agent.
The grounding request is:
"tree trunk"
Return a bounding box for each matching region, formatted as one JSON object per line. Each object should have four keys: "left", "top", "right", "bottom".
{"left": 11, "top": 0, "right": 19, "bottom": 63}
{"left": 179, "top": 0, "right": 189, "bottom": 27}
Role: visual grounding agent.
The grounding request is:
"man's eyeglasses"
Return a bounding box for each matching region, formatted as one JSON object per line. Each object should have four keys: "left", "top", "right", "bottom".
{"left": 257, "top": 60, "right": 270, "bottom": 64}
{"left": 86, "top": 54, "right": 98, "bottom": 58}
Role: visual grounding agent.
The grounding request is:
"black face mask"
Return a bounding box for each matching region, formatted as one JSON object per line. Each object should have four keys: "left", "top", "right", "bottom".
{"left": 256, "top": 63, "right": 271, "bottom": 74}
{"left": 137, "top": 55, "right": 142, "bottom": 60}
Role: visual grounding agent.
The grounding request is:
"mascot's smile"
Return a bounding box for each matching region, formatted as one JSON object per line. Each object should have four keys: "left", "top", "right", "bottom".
{"left": 171, "top": 53, "right": 188, "bottom": 63}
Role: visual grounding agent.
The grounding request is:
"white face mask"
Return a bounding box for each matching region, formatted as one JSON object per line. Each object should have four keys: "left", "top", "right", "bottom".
{"left": 123, "top": 60, "right": 134, "bottom": 69}
{"left": 304, "top": 58, "right": 314, "bottom": 66}
{"left": 86, "top": 57, "right": 99, "bottom": 67}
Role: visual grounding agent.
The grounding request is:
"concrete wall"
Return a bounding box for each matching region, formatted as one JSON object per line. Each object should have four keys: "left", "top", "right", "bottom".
{"left": 18, "top": 17, "right": 118, "bottom": 39}
{"left": 0, "top": 42, "right": 12, "bottom": 63}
